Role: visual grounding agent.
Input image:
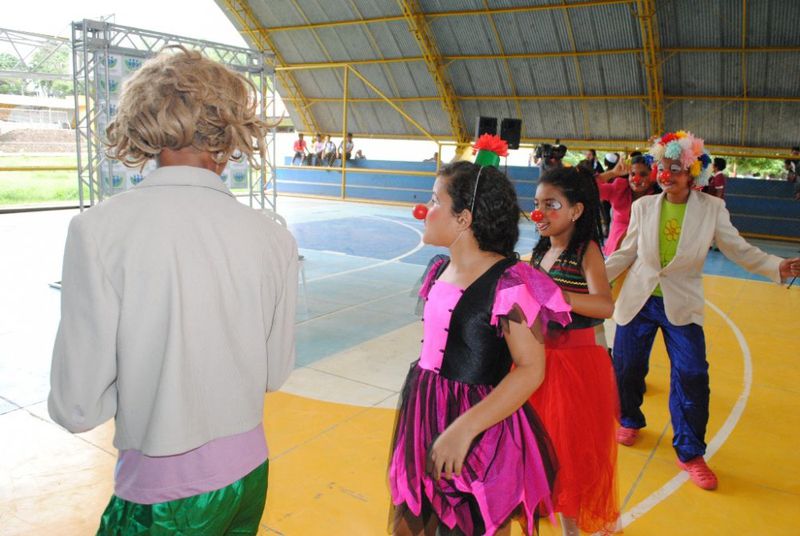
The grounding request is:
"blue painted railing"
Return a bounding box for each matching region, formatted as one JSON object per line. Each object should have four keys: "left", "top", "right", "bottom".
{"left": 276, "top": 159, "right": 799, "bottom": 240}
{"left": 725, "top": 178, "right": 800, "bottom": 239}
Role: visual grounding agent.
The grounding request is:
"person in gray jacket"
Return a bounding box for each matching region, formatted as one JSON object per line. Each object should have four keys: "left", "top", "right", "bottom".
{"left": 48, "top": 46, "right": 298, "bottom": 534}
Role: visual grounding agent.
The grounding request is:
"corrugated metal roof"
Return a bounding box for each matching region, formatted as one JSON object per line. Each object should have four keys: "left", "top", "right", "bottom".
{"left": 662, "top": 52, "right": 744, "bottom": 97}
{"left": 217, "top": 0, "right": 800, "bottom": 149}
{"left": 664, "top": 100, "right": 744, "bottom": 146}
{"left": 746, "top": 52, "right": 800, "bottom": 98}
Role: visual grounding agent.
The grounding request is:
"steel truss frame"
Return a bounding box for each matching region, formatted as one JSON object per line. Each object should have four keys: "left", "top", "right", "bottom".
{"left": 71, "top": 19, "right": 277, "bottom": 211}
{"left": 0, "top": 27, "right": 71, "bottom": 82}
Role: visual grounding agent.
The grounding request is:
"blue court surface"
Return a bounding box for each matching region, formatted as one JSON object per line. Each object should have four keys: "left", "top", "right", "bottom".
{"left": 280, "top": 196, "right": 796, "bottom": 367}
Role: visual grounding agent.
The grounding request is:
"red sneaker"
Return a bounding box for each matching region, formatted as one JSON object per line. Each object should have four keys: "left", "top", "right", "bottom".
{"left": 616, "top": 426, "right": 639, "bottom": 446}
{"left": 677, "top": 457, "right": 718, "bottom": 490}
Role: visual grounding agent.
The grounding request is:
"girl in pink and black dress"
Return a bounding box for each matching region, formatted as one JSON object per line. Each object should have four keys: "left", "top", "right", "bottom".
{"left": 389, "top": 158, "right": 571, "bottom": 536}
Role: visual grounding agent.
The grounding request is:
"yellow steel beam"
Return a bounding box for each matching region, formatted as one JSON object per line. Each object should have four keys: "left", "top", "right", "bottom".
{"left": 740, "top": 0, "right": 748, "bottom": 146}
{"left": 222, "top": 0, "right": 320, "bottom": 133}
{"left": 276, "top": 165, "right": 435, "bottom": 177}
{"left": 282, "top": 93, "right": 800, "bottom": 104}
{"left": 341, "top": 66, "right": 348, "bottom": 198}
{"left": 346, "top": 66, "right": 438, "bottom": 143}
{"left": 275, "top": 50, "right": 638, "bottom": 71}
{"left": 517, "top": 138, "right": 798, "bottom": 159}
{"left": 251, "top": 0, "right": 635, "bottom": 33}
{"left": 295, "top": 132, "right": 799, "bottom": 159}
{"left": 636, "top": 0, "right": 665, "bottom": 136}
{"left": 398, "top": 0, "right": 469, "bottom": 146}
{"left": 259, "top": 47, "right": 800, "bottom": 71}
{"left": 664, "top": 46, "right": 800, "bottom": 53}
{"left": 281, "top": 95, "right": 441, "bottom": 103}
{"left": 0, "top": 166, "right": 77, "bottom": 172}
{"left": 448, "top": 49, "right": 641, "bottom": 61}
{"left": 666, "top": 95, "right": 800, "bottom": 103}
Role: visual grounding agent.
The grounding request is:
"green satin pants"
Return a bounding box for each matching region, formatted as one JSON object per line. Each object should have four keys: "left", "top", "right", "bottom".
{"left": 97, "top": 461, "right": 268, "bottom": 535}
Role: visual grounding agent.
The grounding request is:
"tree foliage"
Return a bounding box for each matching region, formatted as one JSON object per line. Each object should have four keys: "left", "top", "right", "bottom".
{"left": 0, "top": 45, "right": 73, "bottom": 97}
{"left": 727, "top": 157, "right": 786, "bottom": 178}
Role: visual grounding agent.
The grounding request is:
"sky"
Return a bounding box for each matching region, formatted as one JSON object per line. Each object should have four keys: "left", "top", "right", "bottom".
{"left": 1, "top": 0, "right": 246, "bottom": 47}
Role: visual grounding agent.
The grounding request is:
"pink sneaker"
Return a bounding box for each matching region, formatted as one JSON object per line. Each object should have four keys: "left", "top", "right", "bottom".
{"left": 616, "top": 426, "right": 639, "bottom": 446}
{"left": 677, "top": 457, "right": 718, "bottom": 490}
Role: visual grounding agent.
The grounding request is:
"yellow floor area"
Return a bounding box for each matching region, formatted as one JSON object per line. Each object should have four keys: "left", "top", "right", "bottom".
{"left": 1, "top": 274, "right": 798, "bottom": 535}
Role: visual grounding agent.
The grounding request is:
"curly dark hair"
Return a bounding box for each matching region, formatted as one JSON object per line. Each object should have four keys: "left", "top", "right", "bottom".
{"left": 439, "top": 160, "right": 520, "bottom": 258}
{"left": 531, "top": 165, "right": 604, "bottom": 262}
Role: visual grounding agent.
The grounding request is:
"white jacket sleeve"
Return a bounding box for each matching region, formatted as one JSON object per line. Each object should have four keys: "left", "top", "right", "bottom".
{"left": 265, "top": 239, "right": 299, "bottom": 392}
{"left": 605, "top": 199, "right": 641, "bottom": 282}
{"left": 48, "top": 216, "right": 119, "bottom": 433}
{"left": 714, "top": 203, "right": 782, "bottom": 283}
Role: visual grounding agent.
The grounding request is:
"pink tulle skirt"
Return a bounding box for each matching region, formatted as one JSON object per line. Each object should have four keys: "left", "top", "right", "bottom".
{"left": 390, "top": 363, "right": 558, "bottom": 535}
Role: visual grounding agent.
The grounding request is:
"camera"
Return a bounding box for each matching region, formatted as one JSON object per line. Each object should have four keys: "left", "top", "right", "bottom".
{"left": 534, "top": 139, "right": 567, "bottom": 171}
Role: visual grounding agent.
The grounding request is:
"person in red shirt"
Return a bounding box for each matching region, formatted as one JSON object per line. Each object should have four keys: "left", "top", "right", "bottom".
{"left": 291, "top": 133, "right": 308, "bottom": 165}
{"left": 707, "top": 157, "right": 727, "bottom": 200}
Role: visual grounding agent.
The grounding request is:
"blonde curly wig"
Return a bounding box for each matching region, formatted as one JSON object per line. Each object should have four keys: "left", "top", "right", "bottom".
{"left": 105, "top": 46, "right": 268, "bottom": 168}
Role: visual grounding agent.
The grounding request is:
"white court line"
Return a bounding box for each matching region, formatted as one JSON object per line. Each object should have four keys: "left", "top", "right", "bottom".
{"left": 306, "top": 216, "right": 425, "bottom": 283}
{"left": 618, "top": 299, "right": 753, "bottom": 529}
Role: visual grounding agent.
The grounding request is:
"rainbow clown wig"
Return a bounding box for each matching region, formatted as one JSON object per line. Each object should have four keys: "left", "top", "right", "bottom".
{"left": 648, "top": 131, "right": 713, "bottom": 187}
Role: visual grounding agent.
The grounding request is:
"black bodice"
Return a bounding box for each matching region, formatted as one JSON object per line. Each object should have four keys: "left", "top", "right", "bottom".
{"left": 431, "top": 257, "right": 517, "bottom": 386}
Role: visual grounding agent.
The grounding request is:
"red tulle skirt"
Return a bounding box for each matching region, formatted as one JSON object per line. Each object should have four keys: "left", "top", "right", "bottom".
{"left": 529, "top": 328, "right": 621, "bottom": 534}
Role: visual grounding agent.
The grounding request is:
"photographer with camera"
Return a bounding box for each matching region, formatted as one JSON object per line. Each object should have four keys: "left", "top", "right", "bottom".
{"left": 534, "top": 139, "right": 568, "bottom": 172}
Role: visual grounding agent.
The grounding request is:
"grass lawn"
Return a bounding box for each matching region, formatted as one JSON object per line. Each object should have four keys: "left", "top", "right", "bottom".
{"left": 0, "top": 155, "right": 81, "bottom": 206}
{"left": 0, "top": 155, "right": 250, "bottom": 206}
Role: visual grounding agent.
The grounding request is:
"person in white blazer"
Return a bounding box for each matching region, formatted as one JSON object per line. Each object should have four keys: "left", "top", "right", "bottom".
{"left": 48, "top": 47, "right": 298, "bottom": 533}
{"left": 605, "top": 131, "right": 800, "bottom": 491}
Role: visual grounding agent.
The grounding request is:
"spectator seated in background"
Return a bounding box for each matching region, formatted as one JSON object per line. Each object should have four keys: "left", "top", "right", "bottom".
{"left": 424, "top": 152, "right": 438, "bottom": 162}
{"left": 291, "top": 133, "right": 308, "bottom": 166}
{"left": 322, "top": 135, "right": 337, "bottom": 167}
{"left": 311, "top": 133, "right": 324, "bottom": 166}
{"left": 338, "top": 133, "right": 354, "bottom": 161}
{"left": 355, "top": 149, "right": 366, "bottom": 160}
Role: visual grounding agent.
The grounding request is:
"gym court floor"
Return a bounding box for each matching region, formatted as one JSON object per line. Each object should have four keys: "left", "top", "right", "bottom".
{"left": 0, "top": 196, "right": 798, "bottom": 535}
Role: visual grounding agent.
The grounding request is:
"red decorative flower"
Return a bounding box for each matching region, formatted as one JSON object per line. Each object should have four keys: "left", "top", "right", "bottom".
{"left": 660, "top": 132, "right": 678, "bottom": 144}
{"left": 472, "top": 134, "right": 509, "bottom": 157}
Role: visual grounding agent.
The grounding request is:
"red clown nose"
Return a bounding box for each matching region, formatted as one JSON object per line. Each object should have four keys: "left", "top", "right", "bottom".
{"left": 412, "top": 204, "right": 428, "bottom": 220}
{"left": 632, "top": 176, "right": 642, "bottom": 186}
{"left": 531, "top": 210, "right": 544, "bottom": 222}
{"left": 658, "top": 169, "right": 671, "bottom": 182}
